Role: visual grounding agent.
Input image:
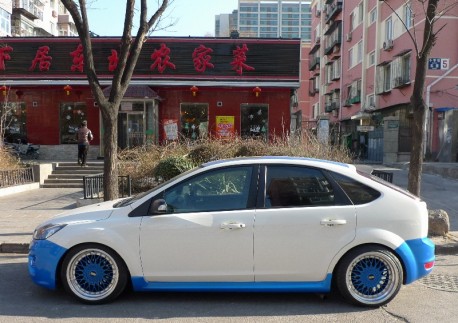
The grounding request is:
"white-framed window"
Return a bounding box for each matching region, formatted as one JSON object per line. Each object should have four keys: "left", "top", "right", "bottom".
{"left": 376, "top": 63, "right": 392, "bottom": 94}
{"left": 349, "top": 47, "right": 354, "bottom": 68}
{"left": 392, "top": 52, "right": 411, "bottom": 86}
{"left": 369, "top": 7, "right": 377, "bottom": 25}
{"left": 366, "top": 94, "right": 375, "bottom": 109}
{"left": 313, "top": 102, "right": 320, "bottom": 119}
{"left": 357, "top": 41, "right": 363, "bottom": 64}
{"left": 368, "top": 51, "right": 376, "bottom": 66}
{"left": 349, "top": 12, "right": 354, "bottom": 32}
{"left": 403, "top": 3, "right": 413, "bottom": 30}
{"left": 385, "top": 17, "right": 393, "bottom": 41}
{"left": 358, "top": 2, "right": 364, "bottom": 25}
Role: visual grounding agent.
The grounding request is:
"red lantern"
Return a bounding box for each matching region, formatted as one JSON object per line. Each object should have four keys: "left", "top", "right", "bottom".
{"left": 0, "top": 85, "right": 7, "bottom": 96}
{"left": 190, "top": 85, "right": 199, "bottom": 97}
{"left": 253, "top": 86, "right": 262, "bottom": 97}
{"left": 63, "top": 85, "right": 72, "bottom": 96}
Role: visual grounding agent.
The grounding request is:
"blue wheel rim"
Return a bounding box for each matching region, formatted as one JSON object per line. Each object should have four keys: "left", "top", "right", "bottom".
{"left": 346, "top": 252, "right": 401, "bottom": 305}
{"left": 75, "top": 254, "right": 114, "bottom": 293}
{"left": 351, "top": 257, "right": 388, "bottom": 295}
{"left": 67, "top": 249, "right": 119, "bottom": 301}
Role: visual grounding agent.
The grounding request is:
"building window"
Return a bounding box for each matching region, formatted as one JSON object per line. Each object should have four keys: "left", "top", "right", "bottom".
{"left": 404, "top": 3, "right": 413, "bottom": 29}
{"left": 0, "top": 7, "right": 11, "bottom": 36}
{"left": 358, "top": 2, "right": 364, "bottom": 24}
{"left": 385, "top": 17, "right": 393, "bottom": 41}
{"left": 366, "top": 94, "right": 375, "bottom": 109}
{"left": 313, "top": 103, "right": 320, "bottom": 119}
{"left": 180, "top": 104, "right": 208, "bottom": 140}
{"left": 241, "top": 104, "right": 268, "bottom": 139}
{"left": 392, "top": 52, "right": 411, "bottom": 87}
{"left": 376, "top": 63, "right": 392, "bottom": 94}
{"left": 368, "top": 51, "right": 376, "bottom": 66}
{"left": 60, "top": 102, "right": 87, "bottom": 144}
{"left": 349, "top": 12, "right": 354, "bottom": 32}
{"left": 349, "top": 47, "right": 354, "bottom": 68}
{"left": 357, "top": 41, "right": 363, "bottom": 64}
{"left": 369, "top": 7, "right": 377, "bottom": 25}
{"left": 3, "top": 102, "right": 27, "bottom": 143}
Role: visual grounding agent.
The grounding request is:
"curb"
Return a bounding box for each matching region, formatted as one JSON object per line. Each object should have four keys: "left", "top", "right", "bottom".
{"left": 1, "top": 242, "right": 457, "bottom": 256}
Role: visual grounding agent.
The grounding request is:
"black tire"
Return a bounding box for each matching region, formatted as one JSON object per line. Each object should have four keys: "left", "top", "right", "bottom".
{"left": 336, "top": 246, "right": 403, "bottom": 307}
{"left": 60, "top": 244, "right": 128, "bottom": 304}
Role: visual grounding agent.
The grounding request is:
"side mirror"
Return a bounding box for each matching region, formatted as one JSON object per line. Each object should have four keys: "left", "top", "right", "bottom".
{"left": 150, "top": 199, "right": 168, "bottom": 214}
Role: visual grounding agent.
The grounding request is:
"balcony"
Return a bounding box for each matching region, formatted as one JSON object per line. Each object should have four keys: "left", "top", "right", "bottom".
{"left": 325, "top": 0, "right": 343, "bottom": 24}
{"left": 324, "top": 21, "right": 342, "bottom": 55}
{"left": 13, "top": 0, "right": 42, "bottom": 20}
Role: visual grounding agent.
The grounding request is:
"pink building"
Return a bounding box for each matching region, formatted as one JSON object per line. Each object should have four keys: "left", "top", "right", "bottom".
{"left": 308, "top": 0, "right": 458, "bottom": 162}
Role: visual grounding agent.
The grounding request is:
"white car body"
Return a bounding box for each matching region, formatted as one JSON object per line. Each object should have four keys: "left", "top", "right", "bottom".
{"left": 29, "top": 157, "right": 435, "bottom": 305}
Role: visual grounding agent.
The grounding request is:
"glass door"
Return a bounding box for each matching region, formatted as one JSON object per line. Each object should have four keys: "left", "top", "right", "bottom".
{"left": 118, "top": 112, "right": 144, "bottom": 149}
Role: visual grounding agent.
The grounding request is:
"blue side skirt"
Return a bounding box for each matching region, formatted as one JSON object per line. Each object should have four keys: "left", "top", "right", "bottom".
{"left": 131, "top": 274, "right": 333, "bottom": 293}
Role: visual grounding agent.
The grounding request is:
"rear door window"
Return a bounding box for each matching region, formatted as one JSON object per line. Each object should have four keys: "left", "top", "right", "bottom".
{"left": 330, "top": 171, "right": 381, "bottom": 204}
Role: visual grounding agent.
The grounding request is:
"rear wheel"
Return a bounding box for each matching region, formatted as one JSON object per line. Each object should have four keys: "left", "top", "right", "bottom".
{"left": 336, "top": 246, "right": 403, "bottom": 307}
{"left": 60, "top": 244, "right": 128, "bottom": 304}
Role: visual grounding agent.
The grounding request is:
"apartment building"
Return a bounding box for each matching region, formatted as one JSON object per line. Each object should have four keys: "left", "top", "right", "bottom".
{"left": 309, "top": 0, "right": 458, "bottom": 163}
{"left": 0, "top": 0, "right": 75, "bottom": 37}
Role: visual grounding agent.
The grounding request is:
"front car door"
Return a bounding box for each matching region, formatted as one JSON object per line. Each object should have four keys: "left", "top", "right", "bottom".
{"left": 254, "top": 164, "right": 356, "bottom": 282}
{"left": 139, "top": 165, "right": 258, "bottom": 282}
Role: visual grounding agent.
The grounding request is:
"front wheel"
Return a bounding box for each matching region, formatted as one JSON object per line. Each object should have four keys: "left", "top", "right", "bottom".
{"left": 60, "top": 244, "right": 128, "bottom": 304}
{"left": 336, "top": 246, "right": 403, "bottom": 307}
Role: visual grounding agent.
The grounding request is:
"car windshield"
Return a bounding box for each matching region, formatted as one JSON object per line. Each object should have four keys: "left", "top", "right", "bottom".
{"left": 113, "top": 166, "right": 200, "bottom": 208}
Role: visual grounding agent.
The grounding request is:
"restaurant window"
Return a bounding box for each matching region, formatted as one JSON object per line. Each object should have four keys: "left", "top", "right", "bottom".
{"left": 3, "top": 102, "right": 27, "bottom": 143}
{"left": 180, "top": 103, "right": 208, "bottom": 140}
{"left": 241, "top": 104, "right": 269, "bottom": 139}
{"left": 59, "top": 102, "right": 87, "bottom": 144}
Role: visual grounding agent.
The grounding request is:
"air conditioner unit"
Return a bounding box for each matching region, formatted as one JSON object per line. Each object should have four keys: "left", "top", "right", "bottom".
{"left": 346, "top": 32, "right": 352, "bottom": 42}
{"left": 383, "top": 39, "right": 394, "bottom": 51}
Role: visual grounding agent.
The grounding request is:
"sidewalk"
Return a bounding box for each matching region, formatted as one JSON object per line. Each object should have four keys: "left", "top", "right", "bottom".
{"left": 0, "top": 164, "right": 457, "bottom": 255}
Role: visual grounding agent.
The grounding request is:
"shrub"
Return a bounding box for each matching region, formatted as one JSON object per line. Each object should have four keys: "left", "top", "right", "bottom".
{"left": 153, "top": 155, "right": 196, "bottom": 181}
{"left": 0, "top": 146, "right": 22, "bottom": 170}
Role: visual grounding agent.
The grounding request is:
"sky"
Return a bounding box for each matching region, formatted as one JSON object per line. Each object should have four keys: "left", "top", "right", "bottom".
{"left": 86, "top": 0, "right": 238, "bottom": 37}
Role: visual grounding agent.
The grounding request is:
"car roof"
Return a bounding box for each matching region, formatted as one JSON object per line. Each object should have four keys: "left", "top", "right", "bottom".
{"left": 202, "top": 156, "right": 355, "bottom": 173}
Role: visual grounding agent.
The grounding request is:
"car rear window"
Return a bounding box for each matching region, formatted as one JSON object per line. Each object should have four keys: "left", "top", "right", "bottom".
{"left": 330, "top": 171, "right": 381, "bottom": 205}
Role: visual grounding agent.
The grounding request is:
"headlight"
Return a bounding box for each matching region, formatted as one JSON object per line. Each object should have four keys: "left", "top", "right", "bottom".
{"left": 33, "top": 223, "right": 67, "bottom": 240}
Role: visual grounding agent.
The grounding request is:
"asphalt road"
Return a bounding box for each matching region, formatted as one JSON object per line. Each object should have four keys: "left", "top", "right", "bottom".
{"left": 1, "top": 254, "right": 457, "bottom": 323}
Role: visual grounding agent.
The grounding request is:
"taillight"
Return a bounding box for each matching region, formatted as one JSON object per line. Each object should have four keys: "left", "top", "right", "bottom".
{"left": 424, "top": 261, "right": 435, "bottom": 270}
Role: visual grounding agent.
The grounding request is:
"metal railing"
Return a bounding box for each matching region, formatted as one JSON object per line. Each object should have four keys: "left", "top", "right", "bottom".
{"left": 0, "top": 167, "right": 34, "bottom": 188}
{"left": 83, "top": 174, "right": 132, "bottom": 199}
{"left": 371, "top": 170, "right": 393, "bottom": 183}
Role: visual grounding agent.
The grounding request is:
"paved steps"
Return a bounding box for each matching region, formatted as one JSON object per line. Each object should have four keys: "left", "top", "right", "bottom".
{"left": 41, "top": 162, "right": 104, "bottom": 188}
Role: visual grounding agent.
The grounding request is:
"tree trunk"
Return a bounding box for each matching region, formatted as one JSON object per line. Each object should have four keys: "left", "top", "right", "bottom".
{"left": 102, "top": 110, "right": 119, "bottom": 201}
{"left": 407, "top": 0, "right": 439, "bottom": 196}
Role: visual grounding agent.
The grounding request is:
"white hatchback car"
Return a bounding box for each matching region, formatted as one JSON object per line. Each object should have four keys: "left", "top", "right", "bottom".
{"left": 29, "top": 157, "right": 435, "bottom": 306}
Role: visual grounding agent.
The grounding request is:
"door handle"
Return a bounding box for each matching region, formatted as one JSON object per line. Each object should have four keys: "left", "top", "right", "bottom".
{"left": 221, "top": 222, "right": 246, "bottom": 230}
{"left": 320, "top": 219, "right": 347, "bottom": 226}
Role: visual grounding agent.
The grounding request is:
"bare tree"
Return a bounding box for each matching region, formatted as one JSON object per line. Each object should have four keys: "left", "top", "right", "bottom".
{"left": 380, "top": 0, "right": 458, "bottom": 196}
{"left": 60, "top": 0, "right": 170, "bottom": 200}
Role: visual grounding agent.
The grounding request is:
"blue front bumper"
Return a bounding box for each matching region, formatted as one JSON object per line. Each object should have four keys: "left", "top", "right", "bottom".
{"left": 28, "top": 239, "right": 67, "bottom": 290}
{"left": 395, "top": 237, "right": 435, "bottom": 284}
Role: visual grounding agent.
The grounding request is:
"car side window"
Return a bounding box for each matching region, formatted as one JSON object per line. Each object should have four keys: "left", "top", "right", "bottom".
{"left": 163, "top": 166, "right": 253, "bottom": 213}
{"left": 330, "top": 171, "right": 381, "bottom": 204}
{"left": 265, "top": 165, "right": 335, "bottom": 208}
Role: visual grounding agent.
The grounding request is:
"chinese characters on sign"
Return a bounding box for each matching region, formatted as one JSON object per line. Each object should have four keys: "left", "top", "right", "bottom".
{"left": 150, "top": 43, "right": 176, "bottom": 73}
{"left": 0, "top": 42, "right": 259, "bottom": 75}
{"left": 30, "top": 46, "right": 52, "bottom": 71}
{"left": 231, "top": 44, "right": 255, "bottom": 76}
{"left": 192, "top": 44, "right": 214, "bottom": 73}
{"left": 0, "top": 46, "right": 13, "bottom": 71}
{"left": 216, "top": 116, "right": 235, "bottom": 138}
{"left": 428, "top": 58, "right": 449, "bottom": 70}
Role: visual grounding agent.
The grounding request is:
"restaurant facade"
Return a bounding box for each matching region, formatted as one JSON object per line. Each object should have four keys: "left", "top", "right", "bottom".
{"left": 0, "top": 37, "right": 301, "bottom": 159}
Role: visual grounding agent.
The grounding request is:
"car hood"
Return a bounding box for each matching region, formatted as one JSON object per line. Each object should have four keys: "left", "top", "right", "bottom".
{"left": 42, "top": 199, "right": 126, "bottom": 226}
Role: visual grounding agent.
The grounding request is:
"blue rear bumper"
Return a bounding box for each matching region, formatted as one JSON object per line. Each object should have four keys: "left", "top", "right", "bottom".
{"left": 28, "top": 239, "right": 67, "bottom": 290}
{"left": 395, "top": 237, "right": 435, "bottom": 284}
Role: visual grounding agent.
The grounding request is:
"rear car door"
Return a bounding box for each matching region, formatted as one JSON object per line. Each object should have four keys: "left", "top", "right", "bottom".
{"left": 254, "top": 164, "right": 357, "bottom": 282}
